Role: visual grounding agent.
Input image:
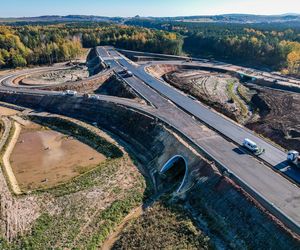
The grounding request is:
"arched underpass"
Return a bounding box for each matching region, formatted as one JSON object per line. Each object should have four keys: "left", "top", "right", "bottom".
{"left": 160, "top": 155, "right": 188, "bottom": 193}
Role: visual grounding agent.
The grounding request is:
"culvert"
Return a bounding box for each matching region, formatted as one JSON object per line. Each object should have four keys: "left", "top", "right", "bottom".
{"left": 160, "top": 155, "right": 188, "bottom": 193}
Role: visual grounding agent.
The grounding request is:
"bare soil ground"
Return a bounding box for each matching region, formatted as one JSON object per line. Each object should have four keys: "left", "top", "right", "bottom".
{"left": 164, "top": 69, "right": 252, "bottom": 123}
{"left": 10, "top": 121, "right": 106, "bottom": 191}
{"left": 77, "top": 48, "right": 90, "bottom": 62}
{"left": 0, "top": 111, "right": 146, "bottom": 248}
{"left": 164, "top": 69, "right": 300, "bottom": 151}
{"left": 246, "top": 86, "right": 300, "bottom": 152}
{"left": 21, "top": 65, "right": 89, "bottom": 86}
{"left": 0, "top": 107, "right": 19, "bottom": 116}
{"left": 0, "top": 69, "right": 13, "bottom": 76}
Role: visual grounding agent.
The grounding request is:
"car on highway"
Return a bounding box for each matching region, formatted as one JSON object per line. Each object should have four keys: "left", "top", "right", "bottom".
{"left": 118, "top": 69, "right": 133, "bottom": 78}
{"left": 88, "top": 94, "right": 100, "bottom": 100}
{"left": 125, "top": 71, "right": 133, "bottom": 77}
{"left": 63, "top": 90, "right": 77, "bottom": 96}
{"left": 243, "top": 138, "right": 265, "bottom": 156}
{"left": 83, "top": 93, "right": 92, "bottom": 99}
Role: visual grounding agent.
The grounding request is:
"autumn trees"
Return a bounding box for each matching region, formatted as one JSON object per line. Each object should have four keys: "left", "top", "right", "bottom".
{"left": 280, "top": 41, "right": 300, "bottom": 75}
{"left": 0, "top": 21, "right": 299, "bottom": 77}
{"left": 0, "top": 25, "right": 83, "bottom": 68}
{"left": 0, "top": 23, "right": 183, "bottom": 69}
{"left": 126, "top": 19, "right": 300, "bottom": 76}
{"left": 80, "top": 25, "right": 183, "bottom": 55}
{"left": 182, "top": 24, "right": 300, "bottom": 76}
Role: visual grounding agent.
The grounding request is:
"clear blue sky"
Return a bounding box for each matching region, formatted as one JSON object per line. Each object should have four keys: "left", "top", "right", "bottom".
{"left": 1, "top": 0, "right": 299, "bottom": 17}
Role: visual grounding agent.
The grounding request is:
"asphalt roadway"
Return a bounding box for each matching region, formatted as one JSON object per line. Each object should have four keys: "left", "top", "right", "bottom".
{"left": 102, "top": 47, "right": 290, "bottom": 166}
{"left": 0, "top": 47, "right": 300, "bottom": 234}
{"left": 97, "top": 46, "right": 300, "bottom": 233}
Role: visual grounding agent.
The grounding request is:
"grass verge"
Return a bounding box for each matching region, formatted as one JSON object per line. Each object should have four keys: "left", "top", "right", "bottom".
{"left": 4, "top": 153, "right": 147, "bottom": 249}
{"left": 227, "top": 81, "right": 249, "bottom": 119}
{"left": 112, "top": 197, "right": 212, "bottom": 250}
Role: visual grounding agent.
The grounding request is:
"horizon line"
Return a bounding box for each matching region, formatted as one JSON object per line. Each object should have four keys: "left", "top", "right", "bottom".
{"left": 0, "top": 12, "right": 300, "bottom": 19}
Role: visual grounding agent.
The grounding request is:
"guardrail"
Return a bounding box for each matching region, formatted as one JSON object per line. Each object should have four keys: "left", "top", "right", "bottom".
{"left": 148, "top": 110, "right": 300, "bottom": 236}
{"left": 0, "top": 89, "right": 299, "bottom": 235}
{"left": 118, "top": 92, "right": 300, "bottom": 235}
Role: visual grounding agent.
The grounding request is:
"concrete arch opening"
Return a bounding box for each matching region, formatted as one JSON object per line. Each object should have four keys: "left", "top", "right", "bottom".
{"left": 160, "top": 155, "right": 188, "bottom": 193}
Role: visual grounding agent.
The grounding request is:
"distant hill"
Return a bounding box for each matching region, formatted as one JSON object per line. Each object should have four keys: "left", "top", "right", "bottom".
{"left": 0, "top": 15, "right": 125, "bottom": 24}
{"left": 141, "top": 14, "right": 300, "bottom": 24}
{"left": 0, "top": 14, "right": 299, "bottom": 24}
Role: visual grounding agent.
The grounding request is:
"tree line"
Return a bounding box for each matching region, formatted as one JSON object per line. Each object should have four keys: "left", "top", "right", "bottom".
{"left": 126, "top": 19, "right": 300, "bottom": 76}
{"left": 0, "top": 23, "right": 183, "bottom": 68}
{"left": 1, "top": 21, "right": 299, "bottom": 76}
{"left": 0, "top": 26, "right": 82, "bottom": 68}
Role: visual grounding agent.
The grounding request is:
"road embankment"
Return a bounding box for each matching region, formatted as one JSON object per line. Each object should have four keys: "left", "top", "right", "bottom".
{"left": 0, "top": 93, "right": 299, "bottom": 246}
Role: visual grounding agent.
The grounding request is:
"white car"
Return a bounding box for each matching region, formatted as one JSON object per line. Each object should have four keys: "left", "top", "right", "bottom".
{"left": 126, "top": 71, "right": 133, "bottom": 77}
{"left": 242, "top": 138, "right": 264, "bottom": 155}
{"left": 63, "top": 90, "right": 77, "bottom": 96}
{"left": 89, "top": 94, "right": 102, "bottom": 100}
{"left": 243, "top": 138, "right": 258, "bottom": 152}
{"left": 119, "top": 70, "right": 133, "bottom": 78}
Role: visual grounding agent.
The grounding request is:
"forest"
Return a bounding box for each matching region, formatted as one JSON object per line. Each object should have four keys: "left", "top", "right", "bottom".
{"left": 0, "top": 23, "right": 183, "bottom": 68}
{"left": 0, "top": 20, "right": 299, "bottom": 77}
{"left": 126, "top": 19, "right": 300, "bottom": 76}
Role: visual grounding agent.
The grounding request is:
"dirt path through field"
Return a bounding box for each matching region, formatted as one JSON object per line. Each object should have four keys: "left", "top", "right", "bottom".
{"left": 2, "top": 122, "right": 22, "bottom": 194}
{"left": 101, "top": 206, "right": 143, "bottom": 250}
{"left": 101, "top": 191, "right": 165, "bottom": 250}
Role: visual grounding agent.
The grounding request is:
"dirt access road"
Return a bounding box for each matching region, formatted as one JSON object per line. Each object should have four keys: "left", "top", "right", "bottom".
{"left": 2, "top": 122, "right": 22, "bottom": 194}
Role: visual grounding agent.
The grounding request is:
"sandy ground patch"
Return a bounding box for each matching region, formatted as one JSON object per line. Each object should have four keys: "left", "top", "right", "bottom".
{"left": 0, "top": 107, "right": 19, "bottom": 116}
{"left": 0, "top": 69, "right": 13, "bottom": 76}
{"left": 22, "top": 66, "right": 89, "bottom": 86}
{"left": 10, "top": 123, "right": 106, "bottom": 191}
